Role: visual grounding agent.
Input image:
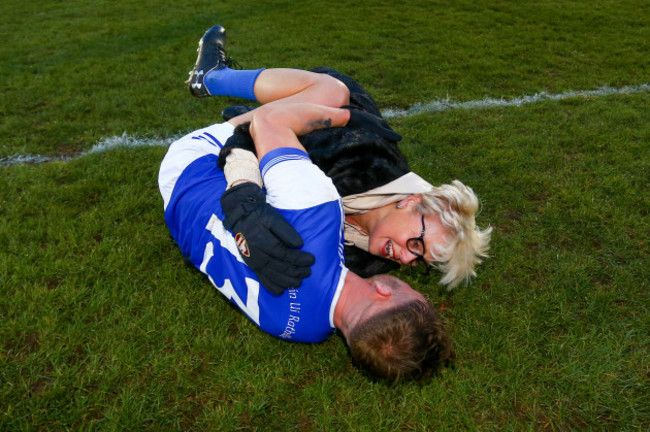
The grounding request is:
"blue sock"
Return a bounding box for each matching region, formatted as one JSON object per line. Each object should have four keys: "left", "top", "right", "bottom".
{"left": 204, "top": 67, "right": 265, "bottom": 101}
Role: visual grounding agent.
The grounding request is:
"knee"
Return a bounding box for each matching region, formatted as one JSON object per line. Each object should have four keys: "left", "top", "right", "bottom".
{"left": 322, "top": 75, "right": 350, "bottom": 107}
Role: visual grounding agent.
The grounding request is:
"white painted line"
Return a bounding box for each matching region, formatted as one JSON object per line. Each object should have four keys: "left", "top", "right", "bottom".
{"left": 0, "top": 154, "right": 60, "bottom": 166}
{"left": 84, "top": 132, "right": 181, "bottom": 155}
{"left": 2, "top": 83, "right": 648, "bottom": 167}
{"left": 0, "top": 133, "right": 181, "bottom": 167}
{"left": 381, "top": 83, "right": 650, "bottom": 118}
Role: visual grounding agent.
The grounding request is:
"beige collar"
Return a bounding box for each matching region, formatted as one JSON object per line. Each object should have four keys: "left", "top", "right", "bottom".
{"left": 342, "top": 172, "right": 434, "bottom": 250}
{"left": 342, "top": 172, "right": 434, "bottom": 215}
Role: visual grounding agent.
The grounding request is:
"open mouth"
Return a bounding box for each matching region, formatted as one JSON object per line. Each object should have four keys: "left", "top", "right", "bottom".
{"left": 382, "top": 240, "right": 396, "bottom": 261}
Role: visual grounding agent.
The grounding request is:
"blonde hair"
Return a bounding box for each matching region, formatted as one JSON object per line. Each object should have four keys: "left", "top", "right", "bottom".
{"left": 416, "top": 180, "right": 492, "bottom": 289}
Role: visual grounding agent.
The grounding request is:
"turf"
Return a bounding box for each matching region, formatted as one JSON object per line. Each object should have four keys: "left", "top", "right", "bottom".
{"left": 1, "top": 0, "right": 649, "bottom": 430}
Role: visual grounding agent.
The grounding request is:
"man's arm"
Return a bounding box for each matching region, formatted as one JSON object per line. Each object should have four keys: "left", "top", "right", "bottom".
{"left": 219, "top": 103, "right": 350, "bottom": 295}
{"left": 221, "top": 102, "right": 350, "bottom": 188}
{"left": 248, "top": 103, "right": 351, "bottom": 160}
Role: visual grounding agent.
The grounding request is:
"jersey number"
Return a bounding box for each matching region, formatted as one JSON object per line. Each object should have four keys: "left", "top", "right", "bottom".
{"left": 200, "top": 241, "right": 261, "bottom": 325}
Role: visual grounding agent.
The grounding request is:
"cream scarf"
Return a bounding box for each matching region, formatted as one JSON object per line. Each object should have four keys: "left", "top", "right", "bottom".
{"left": 342, "top": 172, "right": 434, "bottom": 251}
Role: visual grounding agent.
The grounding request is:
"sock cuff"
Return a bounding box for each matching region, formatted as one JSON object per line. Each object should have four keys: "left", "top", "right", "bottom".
{"left": 205, "top": 67, "right": 265, "bottom": 102}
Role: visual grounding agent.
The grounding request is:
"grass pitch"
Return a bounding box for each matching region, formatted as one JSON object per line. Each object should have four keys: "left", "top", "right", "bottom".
{"left": 1, "top": 0, "right": 649, "bottom": 430}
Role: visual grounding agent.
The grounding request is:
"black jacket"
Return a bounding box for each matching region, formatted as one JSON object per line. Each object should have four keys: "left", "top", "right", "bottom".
{"left": 219, "top": 67, "right": 409, "bottom": 277}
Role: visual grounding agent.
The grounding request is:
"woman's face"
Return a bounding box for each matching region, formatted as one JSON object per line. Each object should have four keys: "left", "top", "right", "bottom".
{"left": 367, "top": 196, "right": 450, "bottom": 266}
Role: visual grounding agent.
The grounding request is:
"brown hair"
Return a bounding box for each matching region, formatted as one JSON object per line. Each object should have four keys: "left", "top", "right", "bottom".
{"left": 347, "top": 301, "right": 454, "bottom": 383}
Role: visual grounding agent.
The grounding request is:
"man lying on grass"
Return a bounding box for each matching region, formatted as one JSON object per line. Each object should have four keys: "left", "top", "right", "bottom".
{"left": 158, "top": 27, "right": 453, "bottom": 382}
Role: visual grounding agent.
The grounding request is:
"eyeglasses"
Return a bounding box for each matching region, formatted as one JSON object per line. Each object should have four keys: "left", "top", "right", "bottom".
{"left": 406, "top": 214, "right": 431, "bottom": 275}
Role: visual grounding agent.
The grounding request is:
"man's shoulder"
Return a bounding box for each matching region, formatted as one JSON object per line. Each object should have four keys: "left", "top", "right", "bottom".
{"left": 261, "top": 148, "right": 341, "bottom": 211}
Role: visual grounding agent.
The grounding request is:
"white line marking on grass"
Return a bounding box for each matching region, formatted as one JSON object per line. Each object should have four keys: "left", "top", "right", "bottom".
{"left": 0, "top": 154, "right": 61, "bottom": 166}
{"left": 2, "top": 83, "right": 648, "bottom": 167}
{"left": 381, "top": 83, "right": 650, "bottom": 118}
{"left": 84, "top": 132, "right": 181, "bottom": 155}
{"left": 0, "top": 133, "right": 182, "bottom": 168}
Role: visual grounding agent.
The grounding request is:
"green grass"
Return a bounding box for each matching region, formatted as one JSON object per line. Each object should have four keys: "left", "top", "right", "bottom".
{"left": 1, "top": 0, "right": 649, "bottom": 430}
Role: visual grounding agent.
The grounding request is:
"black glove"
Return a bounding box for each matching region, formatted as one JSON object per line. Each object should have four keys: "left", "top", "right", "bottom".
{"left": 343, "top": 106, "right": 402, "bottom": 142}
{"left": 221, "top": 182, "right": 316, "bottom": 295}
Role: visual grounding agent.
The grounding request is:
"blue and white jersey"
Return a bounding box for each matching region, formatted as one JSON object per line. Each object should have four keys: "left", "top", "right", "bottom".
{"left": 158, "top": 123, "right": 348, "bottom": 343}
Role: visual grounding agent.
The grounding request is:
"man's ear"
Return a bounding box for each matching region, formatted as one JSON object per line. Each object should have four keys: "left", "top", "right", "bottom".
{"left": 372, "top": 280, "right": 393, "bottom": 298}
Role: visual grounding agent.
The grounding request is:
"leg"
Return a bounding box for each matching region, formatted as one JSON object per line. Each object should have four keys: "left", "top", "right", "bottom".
{"left": 309, "top": 67, "right": 382, "bottom": 117}
{"left": 187, "top": 25, "right": 349, "bottom": 108}
{"left": 227, "top": 70, "right": 350, "bottom": 128}
{"left": 252, "top": 68, "right": 349, "bottom": 107}
{"left": 220, "top": 69, "right": 351, "bottom": 121}
{"left": 222, "top": 67, "right": 382, "bottom": 122}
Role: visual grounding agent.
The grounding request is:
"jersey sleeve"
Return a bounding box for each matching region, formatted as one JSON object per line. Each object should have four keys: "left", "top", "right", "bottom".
{"left": 159, "top": 122, "right": 235, "bottom": 210}
{"left": 259, "top": 148, "right": 340, "bottom": 210}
